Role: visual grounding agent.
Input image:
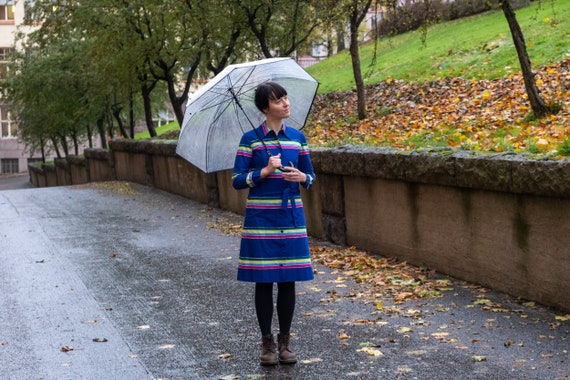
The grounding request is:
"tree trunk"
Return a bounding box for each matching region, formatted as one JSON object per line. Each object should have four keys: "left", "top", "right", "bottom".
{"left": 337, "top": 29, "right": 345, "bottom": 52}
{"left": 141, "top": 83, "right": 157, "bottom": 138}
{"left": 349, "top": 30, "right": 366, "bottom": 120}
{"left": 165, "top": 69, "right": 185, "bottom": 126}
{"left": 501, "top": 0, "right": 549, "bottom": 118}
{"left": 97, "top": 118, "right": 107, "bottom": 149}
{"left": 129, "top": 94, "right": 135, "bottom": 139}
{"left": 50, "top": 138, "right": 62, "bottom": 159}
{"left": 348, "top": 0, "right": 372, "bottom": 120}
{"left": 40, "top": 141, "right": 46, "bottom": 163}
{"left": 86, "top": 124, "right": 93, "bottom": 148}
{"left": 72, "top": 128, "right": 79, "bottom": 155}
{"left": 113, "top": 107, "right": 129, "bottom": 139}
{"left": 60, "top": 135, "right": 69, "bottom": 157}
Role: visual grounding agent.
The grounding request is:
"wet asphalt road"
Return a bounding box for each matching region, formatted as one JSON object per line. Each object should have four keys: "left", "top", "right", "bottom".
{"left": 0, "top": 174, "right": 32, "bottom": 191}
{"left": 0, "top": 180, "right": 569, "bottom": 380}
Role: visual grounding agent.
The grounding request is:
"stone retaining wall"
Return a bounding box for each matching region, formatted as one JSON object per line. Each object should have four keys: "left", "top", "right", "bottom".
{"left": 28, "top": 140, "right": 570, "bottom": 312}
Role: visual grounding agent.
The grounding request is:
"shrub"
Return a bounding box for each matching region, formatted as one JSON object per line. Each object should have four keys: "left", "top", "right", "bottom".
{"left": 374, "top": 0, "right": 531, "bottom": 38}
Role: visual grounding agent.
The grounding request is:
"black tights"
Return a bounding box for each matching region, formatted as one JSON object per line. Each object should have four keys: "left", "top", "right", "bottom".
{"left": 255, "top": 282, "right": 295, "bottom": 336}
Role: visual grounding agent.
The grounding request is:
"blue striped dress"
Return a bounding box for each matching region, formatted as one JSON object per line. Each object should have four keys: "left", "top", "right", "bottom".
{"left": 232, "top": 123, "right": 316, "bottom": 283}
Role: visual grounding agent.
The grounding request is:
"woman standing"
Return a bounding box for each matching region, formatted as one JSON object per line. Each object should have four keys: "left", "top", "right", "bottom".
{"left": 232, "top": 82, "right": 316, "bottom": 366}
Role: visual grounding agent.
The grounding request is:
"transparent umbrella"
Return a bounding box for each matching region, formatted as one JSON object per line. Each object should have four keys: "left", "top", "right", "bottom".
{"left": 176, "top": 57, "right": 319, "bottom": 173}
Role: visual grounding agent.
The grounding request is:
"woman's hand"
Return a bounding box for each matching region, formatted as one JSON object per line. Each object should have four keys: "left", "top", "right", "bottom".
{"left": 282, "top": 165, "right": 307, "bottom": 184}
{"left": 261, "top": 153, "right": 282, "bottom": 178}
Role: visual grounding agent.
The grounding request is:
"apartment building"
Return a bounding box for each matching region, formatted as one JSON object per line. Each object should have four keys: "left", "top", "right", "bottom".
{"left": 0, "top": 0, "right": 45, "bottom": 174}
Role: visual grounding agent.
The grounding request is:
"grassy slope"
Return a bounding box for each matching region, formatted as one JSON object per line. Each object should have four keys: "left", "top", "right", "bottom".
{"left": 135, "top": 121, "right": 179, "bottom": 139}
{"left": 308, "top": 1, "right": 570, "bottom": 93}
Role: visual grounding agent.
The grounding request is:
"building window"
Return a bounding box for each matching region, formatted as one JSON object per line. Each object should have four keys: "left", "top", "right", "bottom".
{"left": 0, "top": 47, "right": 13, "bottom": 79}
{"left": 0, "top": 107, "right": 17, "bottom": 138}
{"left": 0, "top": 4, "right": 14, "bottom": 22}
{"left": 1, "top": 158, "right": 19, "bottom": 174}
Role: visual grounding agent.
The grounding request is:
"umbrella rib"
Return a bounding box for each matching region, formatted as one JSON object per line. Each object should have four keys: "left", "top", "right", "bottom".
{"left": 229, "top": 68, "right": 266, "bottom": 99}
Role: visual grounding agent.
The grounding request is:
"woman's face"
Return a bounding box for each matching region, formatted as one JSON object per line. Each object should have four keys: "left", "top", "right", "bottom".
{"left": 264, "top": 95, "right": 290, "bottom": 120}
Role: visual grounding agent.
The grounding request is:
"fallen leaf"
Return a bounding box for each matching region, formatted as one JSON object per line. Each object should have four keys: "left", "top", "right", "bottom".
{"left": 218, "top": 353, "right": 233, "bottom": 359}
{"left": 219, "top": 375, "right": 240, "bottom": 380}
{"left": 357, "top": 347, "right": 384, "bottom": 356}
{"left": 351, "top": 319, "right": 376, "bottom": 325}
{"left": 300, "top": 357, "right": 323, "bottom": 364}
{"left": 60, "top": 346, "right": 74, "bottom": 352}
{"left": 431, "top": 332, "right": 450, "bottom": 340}
{"left": 406, "top": 350, "right": 427, "bottom": 355}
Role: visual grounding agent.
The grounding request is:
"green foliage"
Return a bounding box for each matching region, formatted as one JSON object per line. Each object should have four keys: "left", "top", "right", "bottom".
{"left": 527, "top": 138, "right": 542, "bottom": 154}
{"left": 374, "top": 106, "right": 395, "bottom": 117}
{"left": 10, "top": 0, "right": 334, "bottom": 155}
{"left": 557, "top": 139, "right": 570, "bottom": 157}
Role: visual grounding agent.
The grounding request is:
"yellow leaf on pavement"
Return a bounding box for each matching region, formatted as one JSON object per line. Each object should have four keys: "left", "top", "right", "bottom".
{"left": 357, "top": 347, "right": 384, "bottom": 356}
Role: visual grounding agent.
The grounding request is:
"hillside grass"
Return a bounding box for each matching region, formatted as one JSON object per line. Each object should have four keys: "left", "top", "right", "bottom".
{"left": 307, "top": 1, "right": 570, "bottom": 93}
{"left": 135, "top": 121, "right": 179, "bottom": 139}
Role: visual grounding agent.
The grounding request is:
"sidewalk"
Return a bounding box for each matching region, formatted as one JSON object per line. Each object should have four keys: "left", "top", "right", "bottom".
{"left": 0, "top": 182, "right": 568, "bottom": 380}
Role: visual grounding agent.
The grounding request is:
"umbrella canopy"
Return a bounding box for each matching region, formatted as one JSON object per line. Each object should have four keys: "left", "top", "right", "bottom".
{"left": 176, "top": 57, "right": 319, "bottom": 173}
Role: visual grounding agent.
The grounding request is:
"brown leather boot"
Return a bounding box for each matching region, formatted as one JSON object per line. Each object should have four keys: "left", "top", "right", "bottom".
{"left": 260, "top": 334, "right": 278, "bottom": 366}
{"left": 277, "top": 333, "right": 297, "bottom": 364}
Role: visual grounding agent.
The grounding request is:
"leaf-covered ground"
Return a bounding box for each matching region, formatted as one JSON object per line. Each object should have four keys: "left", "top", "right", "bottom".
{"left": 206, "top": 215, "right": 479, "bottom": 306}
{"left": 306, "top": 58, "right": 570, "bottom": 158}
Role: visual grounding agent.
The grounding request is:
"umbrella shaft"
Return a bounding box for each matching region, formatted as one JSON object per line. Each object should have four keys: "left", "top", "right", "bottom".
{"left": 229, "top": 87, "right": 273, "bottom": 159}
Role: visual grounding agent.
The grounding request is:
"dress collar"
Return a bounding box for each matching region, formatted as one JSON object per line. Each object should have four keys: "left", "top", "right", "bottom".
{"left": 261, "top": 121, "right": 288, "bottom": 137}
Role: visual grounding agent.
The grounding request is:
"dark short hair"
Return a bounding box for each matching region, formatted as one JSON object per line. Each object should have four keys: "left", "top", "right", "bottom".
{"left": 254, "top": 82, "right": 288, "bottom": 113}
